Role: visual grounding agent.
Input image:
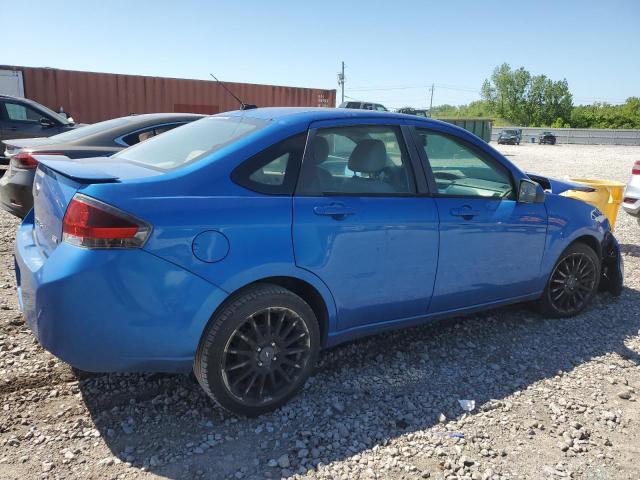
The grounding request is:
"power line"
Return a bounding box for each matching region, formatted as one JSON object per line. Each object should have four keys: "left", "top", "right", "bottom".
{"left": 346, "top": 83, "right": 481, "bottom": 93}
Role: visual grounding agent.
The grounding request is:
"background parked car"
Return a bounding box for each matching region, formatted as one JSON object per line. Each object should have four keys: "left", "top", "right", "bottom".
{"left": 622, "top": 160, "right": 640, "bottom": 224}
{"left": 538, "top": 131, "right": 557, "bottom": 145}
{"left": 396, "top": 107, "right": 429, "bottom": 117}
{"left": 497, "top": 129, "right": 522, "bottom": 145}
{"left": 0, "top": 112, "right": 203, "bottom": 217}
{"left": 0, "top": 95, "right": 80, "bottom": 162}
{"left": 338, "top": 100, "right": 388, "bottom": 111}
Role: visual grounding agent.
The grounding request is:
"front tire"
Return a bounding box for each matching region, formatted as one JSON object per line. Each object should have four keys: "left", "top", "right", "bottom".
{"left": 538, "top": 242, "right": 601, "bottom": 317}
{"left": 194, "top": 284, "right": 320, "bottom": 416}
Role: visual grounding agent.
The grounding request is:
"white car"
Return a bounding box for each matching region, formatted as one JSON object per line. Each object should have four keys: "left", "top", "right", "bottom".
{"left": 622, "top": 160, "right": 640, "bottom": 224}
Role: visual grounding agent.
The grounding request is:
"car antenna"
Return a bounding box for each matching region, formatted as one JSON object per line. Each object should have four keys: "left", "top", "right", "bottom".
{"left": 209, "top": 73, "right": 257, "bottom": 110}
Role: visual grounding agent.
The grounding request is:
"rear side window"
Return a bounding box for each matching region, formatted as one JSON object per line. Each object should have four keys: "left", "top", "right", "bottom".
{"left": 346, "top": 102, "right": 361, "bottom": 109}
{"left": 120, "top": 123, "right": 185, "bottom": 146}
{"left": 231, "top": 133, "right": 307, "bottom": 195}
{"left": 115, "top": 116, "right": 267, "bottom": 170}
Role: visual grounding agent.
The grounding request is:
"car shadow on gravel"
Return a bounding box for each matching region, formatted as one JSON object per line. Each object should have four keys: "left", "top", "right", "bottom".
{"left": 621, "top": 243, "right": 640, "bottom": 258}
{"left": 78, "top": 288, "right": 640, "bottom": 479}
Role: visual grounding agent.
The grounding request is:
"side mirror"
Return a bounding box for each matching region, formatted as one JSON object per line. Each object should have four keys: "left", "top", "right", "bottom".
{"left": 39, "top": 117, "right": 55, "bottom": 128}
{"left": 518, "top": 179, "right": 545, "bottom": 203}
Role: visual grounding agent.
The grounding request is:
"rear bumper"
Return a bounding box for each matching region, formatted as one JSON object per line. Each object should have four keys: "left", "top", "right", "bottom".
{"left": 15, "top": 211, "right": 228, "bottom": 373}
{"left": 0, "top": 168, "right": 33, "bottom": 218}
{"left": 622, "top": 183, "right": 640, "bottom": 216}
{"left": 600, "top": 232, "right": 624, "bottom": 297}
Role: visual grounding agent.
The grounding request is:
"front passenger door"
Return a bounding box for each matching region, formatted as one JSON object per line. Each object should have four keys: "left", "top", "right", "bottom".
{"left": 1, "top": 101, "right": 55, "bottom": 139}
{"left": 415, "top": 128, "right": 548, "bottom": 312}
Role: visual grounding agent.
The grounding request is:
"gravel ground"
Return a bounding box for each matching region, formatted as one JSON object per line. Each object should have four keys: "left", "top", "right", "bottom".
{"left": 1, "top": 143, "right": 639, "bottom": 480}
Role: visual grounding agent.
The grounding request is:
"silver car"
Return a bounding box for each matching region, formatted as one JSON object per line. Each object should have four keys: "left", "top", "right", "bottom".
{"left": 622, "top": 160, "right": 640, "bottom": 223}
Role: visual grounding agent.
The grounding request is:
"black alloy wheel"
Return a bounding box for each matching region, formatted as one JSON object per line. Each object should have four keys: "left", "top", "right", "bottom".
{"left": 194, "top": 283, "right": 320, "bottom": 416}
{"left": 539, "top": 242, "right": 601, "bottom": 317}
{"left": 221, "top": 307, "right": 311, "bottom": 405}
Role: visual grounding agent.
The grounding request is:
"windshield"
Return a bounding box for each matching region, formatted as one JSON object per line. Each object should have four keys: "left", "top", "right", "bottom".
{"left": 504, "top": 130, "right": 518, "bottom": 135}
{"left": 48, "top": 117, "right": 133, "bottom": 142}
{"left": 114, "top": 116, "right": 267, "bottom": 170}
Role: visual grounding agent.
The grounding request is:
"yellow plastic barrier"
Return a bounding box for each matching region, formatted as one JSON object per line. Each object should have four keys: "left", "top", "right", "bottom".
{"left": 563, "top": 178, "right": 626, "bottom": 230}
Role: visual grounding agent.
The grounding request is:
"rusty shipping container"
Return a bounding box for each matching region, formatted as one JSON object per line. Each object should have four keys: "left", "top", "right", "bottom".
{"left": 0, "top": 65, "right": 336, "bottom": 124}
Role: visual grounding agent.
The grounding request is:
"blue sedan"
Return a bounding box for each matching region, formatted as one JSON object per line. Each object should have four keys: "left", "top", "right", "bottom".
{"left": 14, "top": 108, "right": 623, "bottom": 415}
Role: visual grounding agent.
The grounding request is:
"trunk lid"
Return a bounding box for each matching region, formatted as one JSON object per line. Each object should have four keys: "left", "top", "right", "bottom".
{"left": 32, "top": 156, "right": 162, "bottom": 255}
{"left": 3, "top": 137, "right": 56, "bottom": 157}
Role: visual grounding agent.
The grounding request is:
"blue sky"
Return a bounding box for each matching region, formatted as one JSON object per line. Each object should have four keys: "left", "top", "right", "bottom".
{"left": 1, "top": 0, "right": 638, "bottom": 109}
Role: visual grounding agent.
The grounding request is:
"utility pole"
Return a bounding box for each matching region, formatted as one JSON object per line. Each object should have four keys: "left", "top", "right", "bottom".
{"left": 337, "top": 61, "right": 345, "bottom": 105}
{"left": 428, "top": 83, "right": 434, "bottom": 117}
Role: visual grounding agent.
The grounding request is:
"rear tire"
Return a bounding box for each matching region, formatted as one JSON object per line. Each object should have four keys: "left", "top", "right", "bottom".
{"left": 194, "top": 283, "right": 320, "bottom": 416}
{"left": 538, "top": 242, "right": 601, "bottom": 317}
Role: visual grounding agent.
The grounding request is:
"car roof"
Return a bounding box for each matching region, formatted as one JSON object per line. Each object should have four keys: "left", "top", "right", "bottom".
{"left": 0, "top": 94, "right": 49, "bottom": 109}
{"left": 224, "top": 107, "right": 442, "bottom": 127}
{"left": 117, "top": 112, "right": 204, "bottom": 123}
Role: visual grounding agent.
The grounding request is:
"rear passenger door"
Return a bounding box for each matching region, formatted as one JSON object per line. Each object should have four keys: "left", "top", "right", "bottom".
{"left": 292, "top": 120, "right": 439, "bottom": 332}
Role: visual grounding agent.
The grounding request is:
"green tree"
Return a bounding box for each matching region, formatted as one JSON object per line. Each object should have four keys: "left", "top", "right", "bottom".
{"left": 481, "top": 63, "right": 572, "bottom": 126}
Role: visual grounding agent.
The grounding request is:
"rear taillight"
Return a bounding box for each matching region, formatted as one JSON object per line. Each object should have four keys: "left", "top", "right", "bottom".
{"left": 632, "top": 160, "right": 640, "bottom": 175}
{"left": 62, "top": 194, "right": 151, "bottom": 248}
{"left": 12, "top": 151, "right": 63, "bottom": 169}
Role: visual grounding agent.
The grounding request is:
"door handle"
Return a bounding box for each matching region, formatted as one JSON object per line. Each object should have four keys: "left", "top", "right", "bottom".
{"left": 313, "top": 203, "right": 355, "bottom": 219}
{"left": 450, "top": 206, "right": 480, "bottom": 219}
{"left": 7, "top": 126, "right": 17, "bottom": 131}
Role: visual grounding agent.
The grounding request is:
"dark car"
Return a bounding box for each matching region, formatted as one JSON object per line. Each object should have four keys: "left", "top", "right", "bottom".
{"left": 396, "top": 107, "right": 429, "bottom": 117}
{"left": 538, "top": 131, "right": 557, "bottom": 145}
{"left": 0, "top": 95, "right": 80, "bottom": 159}
{"left": 338, "top": 101, "right": 388, "bottom": 111}
{"left": 0, "top": 113, "right": 203, "bottom": 217}
{"left": 497, "top": 129, "right": 522, "bottom": 145}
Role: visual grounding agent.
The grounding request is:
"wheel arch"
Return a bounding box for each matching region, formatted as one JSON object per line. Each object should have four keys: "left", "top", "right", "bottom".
{"left": 210, "top": 274, "right": 335, "bottom": 347}
{"left": 569, "top": 234, "right": 602, "bottom": 258}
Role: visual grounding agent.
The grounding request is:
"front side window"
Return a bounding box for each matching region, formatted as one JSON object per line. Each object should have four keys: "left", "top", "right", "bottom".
{"left": 298, "top": 125, "right": 415, "bottom": 195}
{"left": 115, "top": 116, "right": 267, "bottom": 170}
{"left": 416, "top": 129, "right": 514, "bottom": 198}
{"left": 231, "top": 133, "right": 306, "bottom": 195}
{"left": 4, "top": 102, "right": 42, "bottom": 122}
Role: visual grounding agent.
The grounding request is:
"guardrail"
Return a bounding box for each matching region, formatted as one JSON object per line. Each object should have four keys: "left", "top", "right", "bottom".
{"left": 492, "top": 127, "right": 640, "bottom": 146}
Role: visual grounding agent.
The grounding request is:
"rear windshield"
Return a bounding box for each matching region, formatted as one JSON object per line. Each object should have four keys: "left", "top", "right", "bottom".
{"left": 49, "top": 117, "right": 133, "bottom": 142}
{"left": 114, "top": 116, "right": 267, "bottom": 170}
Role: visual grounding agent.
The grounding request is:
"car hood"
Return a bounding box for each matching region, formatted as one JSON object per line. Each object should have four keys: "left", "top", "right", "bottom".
{"left": 527, "top": 173, "right": 595, "bottom": 194}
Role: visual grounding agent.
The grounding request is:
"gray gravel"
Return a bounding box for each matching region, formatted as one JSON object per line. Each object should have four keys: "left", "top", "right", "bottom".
{"left": 1, "top": 143, "right": 639, "bottom": 480}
